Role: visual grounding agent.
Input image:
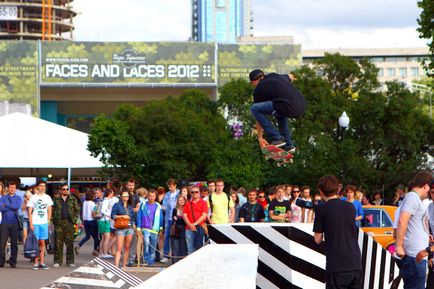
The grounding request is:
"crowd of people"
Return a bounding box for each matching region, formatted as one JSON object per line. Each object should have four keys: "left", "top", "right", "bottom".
{"left": 0, "top": 172, "right": 433, "bottom": 289}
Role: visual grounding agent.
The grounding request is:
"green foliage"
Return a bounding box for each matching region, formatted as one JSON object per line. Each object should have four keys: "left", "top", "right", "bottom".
{"left": 88, "top": 89, "right": 232, "bottom": 187}
{"left": 417, "top": 0, "right": 434, "bottom": 76}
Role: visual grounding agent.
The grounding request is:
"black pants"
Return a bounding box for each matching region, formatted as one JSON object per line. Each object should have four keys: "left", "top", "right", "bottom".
{"left": 326, "top": 270, "right": 363, "bottom": 289}
{"left": 0, "top": 223, "right": 19, "bottom": 266}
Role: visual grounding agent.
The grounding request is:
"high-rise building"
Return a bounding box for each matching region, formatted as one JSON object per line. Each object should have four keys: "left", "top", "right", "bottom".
{"left": 0, "top": 0, "right": 76, "bottom": 41}
{"left": 192, "top": 0, "right": 253, "bottom": 43}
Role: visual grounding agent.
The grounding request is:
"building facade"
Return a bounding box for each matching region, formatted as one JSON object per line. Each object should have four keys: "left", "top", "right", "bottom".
{"left": 0, "top": 0, "right": 76, "bottom": 41}
{"left": 303, "top": 47, "right": 428, "bottom": 83}
{"left": 192, "top": 0, "right": 253, "bottom": 43}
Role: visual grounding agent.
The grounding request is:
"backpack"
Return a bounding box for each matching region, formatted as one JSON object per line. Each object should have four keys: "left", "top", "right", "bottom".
{"left": 208, "top": 192, "right": 231, "bottom": 213}
{"left": 92, "top": 201, "right": 103, "bottom": 220}
{"left": 24, "top": 230, "right": 40, "bottom": 258}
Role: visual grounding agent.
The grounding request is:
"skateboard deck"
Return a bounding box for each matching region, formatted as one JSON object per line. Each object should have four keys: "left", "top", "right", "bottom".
{"left": 261, "top": 145, "right": 293, "bottom": 167}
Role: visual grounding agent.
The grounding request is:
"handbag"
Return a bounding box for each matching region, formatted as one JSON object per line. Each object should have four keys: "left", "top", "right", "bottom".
{"left": 114, "top": 216, "right": 129, "bottom": 229}
{"left": 170, "top": 223, "right": 181, "bottom": 238}
{"left": 24, "top": 230, "right": 40, "bottom": 258}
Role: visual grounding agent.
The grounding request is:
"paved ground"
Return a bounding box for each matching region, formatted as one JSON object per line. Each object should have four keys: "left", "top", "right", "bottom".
{"left": 0, "top": 240, "right": 162, "bottom": 289}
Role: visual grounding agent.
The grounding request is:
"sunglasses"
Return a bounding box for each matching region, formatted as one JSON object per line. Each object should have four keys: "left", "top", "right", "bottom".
{"left": 293, "top": 190, "right": 300, "bottom": 193}
{"left": 191, "top": 191, "right": 200, "bottom": 194}
{"left": 258, "top": 196, "right": 265, "bottom": 198}
{"left": 62, "top": 188, "right": 69, "bottom": 191}
{"left": 122, "top": 195, "right": 129, "bottom": 197}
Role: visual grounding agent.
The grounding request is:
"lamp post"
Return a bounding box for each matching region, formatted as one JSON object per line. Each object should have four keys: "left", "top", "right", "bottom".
{"left": 337, "top": 111, "right": 350, "bottom": 182}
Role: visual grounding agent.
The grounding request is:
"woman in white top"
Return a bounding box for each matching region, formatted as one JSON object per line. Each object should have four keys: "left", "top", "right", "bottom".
{"left": 75, "top": 190, "right": 100, "bottom": 256}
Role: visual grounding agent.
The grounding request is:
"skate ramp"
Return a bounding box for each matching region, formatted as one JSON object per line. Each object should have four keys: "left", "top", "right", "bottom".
{"left": 135, "top": 244, "right": 258, "bottom": 289}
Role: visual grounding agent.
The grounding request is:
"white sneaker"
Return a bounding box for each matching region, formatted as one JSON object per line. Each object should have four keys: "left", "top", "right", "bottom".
{"left": 68, "top": 263, "right": 76, "bottom": 268}
{"left": 52, "top": 263, "right": 60, "bottom": 268}
{"left": 160, "top": 257, "right": 169, "bottom": 263}
{"left": 104, "top": 254, "right": 114, "bottom": 259}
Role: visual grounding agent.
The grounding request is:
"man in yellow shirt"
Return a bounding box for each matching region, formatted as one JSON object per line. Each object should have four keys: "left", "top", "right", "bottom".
{"left": 208, "top": 179, "right": 235, "bottom": 224}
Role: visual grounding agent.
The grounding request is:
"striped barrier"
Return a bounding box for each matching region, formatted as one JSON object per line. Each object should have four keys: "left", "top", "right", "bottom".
{"left": 42, "top": 257, "right": 143, "bottom": 289}
{"left": 209, "top": 223, "right": 402, "bottom": 289}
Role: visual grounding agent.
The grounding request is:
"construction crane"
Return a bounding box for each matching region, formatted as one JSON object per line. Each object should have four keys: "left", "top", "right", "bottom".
{"left": 41, "top": 0, "right": 53, "bottom": 40}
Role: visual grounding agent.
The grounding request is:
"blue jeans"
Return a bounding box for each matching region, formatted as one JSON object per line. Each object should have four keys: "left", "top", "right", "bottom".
{"left": 400, "top": 256, "right": 427, "bottom": 289}
{"left": 250, "top": 101, "right": 294, "bottom": 147}
{"left": 185, "top": 226, "right": 204, "bottom": 255}
{"left": 78, "top": 220, "right": 100, "bottom": 250}
{"left": 142, "top": 230, "right": 158, "bottom": 265}
{"left": 163, "top": 220, "right": 172, "bottom": 256}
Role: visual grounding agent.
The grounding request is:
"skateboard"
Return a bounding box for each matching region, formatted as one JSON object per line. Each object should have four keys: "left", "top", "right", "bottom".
{"left": 261, "top": 145, "right": 294, "bottom": 167}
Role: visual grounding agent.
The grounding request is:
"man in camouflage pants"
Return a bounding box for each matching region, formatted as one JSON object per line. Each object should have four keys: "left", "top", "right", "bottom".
{"left": 52, "top": 184, "right": 80, "bottom": 268}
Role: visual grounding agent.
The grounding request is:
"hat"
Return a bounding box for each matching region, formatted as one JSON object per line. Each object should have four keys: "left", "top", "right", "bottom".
{"left": 249, "top": 69, "right": 264, "bottom": 81}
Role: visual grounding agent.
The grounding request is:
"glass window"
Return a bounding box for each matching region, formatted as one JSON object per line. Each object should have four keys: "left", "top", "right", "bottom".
{"left": 411, "top": 67, "right": 419, "bottom": 76}
{"left": 399, "top": 68, "right": 407, "bottom": 77}
{"left": 378, "top": 68, "right": 384, "bottom": 77}
{"left": 385, "top": 57, "right": 402, "bottom": 62}
{"left": 362, "top": 209, "right": 381, "bottom": 227}
{"left": 387, "top": 68, "right": 395, "bottom": 77}
{"left": 381, "top": 210, "right": 393, "bottom": 227}
{"left": 216, "top": 0, "right": 225, "bottom": 8}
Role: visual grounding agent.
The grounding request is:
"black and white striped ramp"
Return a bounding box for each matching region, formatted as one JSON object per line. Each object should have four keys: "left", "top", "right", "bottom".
{"left": 41, "top": 258, "right": 143, "bottom": 289}
{"left": 209, "top": 223, "right": 402, "bottom": 289}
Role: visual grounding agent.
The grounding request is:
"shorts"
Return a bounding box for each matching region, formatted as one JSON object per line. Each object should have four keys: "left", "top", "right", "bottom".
{"left": 116, "top": 227, "right": 134, "bottom": 236}
{"left": 22, "top": 218, "right": 29, "bottom": 230}
{"left": 98, "top": 220, "right": 111, "bottom": 234}
{"left": 33, "top": 223, "right": 49, "bottom": 240}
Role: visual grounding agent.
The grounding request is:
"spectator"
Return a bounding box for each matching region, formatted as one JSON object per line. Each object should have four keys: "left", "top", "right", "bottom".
{"left": 268, "top": 185, "right": 291, "bottom": 223}
{"left": 52, "top": 184, "right": 80, "bottom": 268}
{"left": 342, "top": 185, "right": 364, "bottom": 227}
{"left": 208, "top": 179, "right": 235, "bottom": 224}
{"left": 126, "top": 179, "right": 140, "bottom": 267}
{"left": 289, "top": 186, "right": 302, "bottom": 223}
{"left": 180, "top": 186, "right": 188, "bottom": 199}
{"left": 170, "top": 195, "right": 188, "bottom": 264}
{"left": 0, "top": 181, "right": 22, "bottom": 268}
{"left": 21, "top": 190, "right": 33, "bottom": 245}
{"left": 284, "top": 184, "right": 292, "bottom": 201}
{"left": 200, "top": 186, "right": 209, "bottom": 200}
{"left": 28, "top": 181, "right": 53, "bottom": 270}
{"left": 361, "top": 195, "right": 372, "bottom": 207}
{"left": 230, "top": 191, "right": 241, "bottom": 222}
{"left": 98, "top": 189, "right": 115, "bottom": 259}
{"left": 237, "top": 187, "right": 247, "bottom": 206}
{"left": 136, "top": 189, "right": 163, "bottom": 266}
{"left": 392, "top": 184, "right": 406, "bottom": 206}
{"left": 239, "top": 189, "right": 265, "bottom": 222}
{"left": 396, "top": 171, "right": 432, "bottom": 288}
{"left": 75, "top": 190, "right": 100, "bottom": 257}
{"left": 256, "top": 191, "right": 269, "bottom": 222}
{"left": 355, "top": 190, "right": 364, "bottom": 203}
{"left": 300, "top": 186, "right": 312, "bottom": 223}
{"left": 161, "top": 178, "right": 180, "bottom": 263}
{"left": 371, "top": 191, "right": 384, "bottom": 206}
{"left": 137, "top": 187, "right": 148, "bottom": 204}
{"left": 183, "top": 186, "right": 208, "bottom": 254}
{"left": 112, "top": 190, "right": 135, "bottom": 268}
{"left": 313, "top": 175, "right": 362, "bottom": 288}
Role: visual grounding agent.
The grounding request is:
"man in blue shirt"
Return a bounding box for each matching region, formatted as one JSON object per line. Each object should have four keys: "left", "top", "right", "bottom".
{"left": 0, "top": 181, "right": 22, "bottom": 268}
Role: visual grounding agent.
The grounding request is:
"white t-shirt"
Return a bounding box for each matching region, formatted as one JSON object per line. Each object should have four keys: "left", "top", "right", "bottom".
{"left": 82, "top": 200, "right": 96, "bottom": 221}
{"left": 28, "top": 193, "right": 53, "bottom": 225}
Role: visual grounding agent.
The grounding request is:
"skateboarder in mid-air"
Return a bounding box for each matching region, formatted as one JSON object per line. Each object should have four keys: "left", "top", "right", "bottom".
{"left": 249, "top": 69, "right": 306, "bottom": 153}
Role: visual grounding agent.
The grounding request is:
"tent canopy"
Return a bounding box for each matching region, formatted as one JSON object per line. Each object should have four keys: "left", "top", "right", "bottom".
{"left": 0, "top": 113, "right": 103, "bottom": 168}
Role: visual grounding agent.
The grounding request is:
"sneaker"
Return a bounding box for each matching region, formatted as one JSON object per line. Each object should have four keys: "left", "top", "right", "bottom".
{"left": 283, "top": 146, "right": 296, "bottom": 153}
{"left": 52, "top": 263, "right": 60, "bottom": 268}
{"left": 126, "top": 261, "right": 137, "bottom": 267}
{"left": 74, "top": 246, "right": 80, "bottom": 255}
{"left": 32, "top": 264, "right": 39, "bottom": 270}
{"left": 100, "top": 254, "right": 113, "bottom": 259}
{"left": 40, "top": 264, "right": 49, "bottom": 270}
{"left": 159, "top": 257, "right": 169, "bottom": 263}
{"left": 270, "top": 140, "right": 286, "bottom": 148}
{"left": 68, "top": 263, "right": 76, "bottom": 268}
{"left": 92, "top": 250, "right": 99, "bottom": 257}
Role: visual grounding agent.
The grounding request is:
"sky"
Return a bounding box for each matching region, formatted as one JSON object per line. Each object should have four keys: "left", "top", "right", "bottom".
{"left": 73, "top": 0, "right": 426, "bottom": 49}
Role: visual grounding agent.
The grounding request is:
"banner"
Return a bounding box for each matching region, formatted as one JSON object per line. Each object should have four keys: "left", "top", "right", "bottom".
{"left": 40, "top": 42, "right": 216, "bottom": 84}
{"left": 0, "top": 41, "right": 39, "bottom": 115}
{"left": 218, "top": 44, "right": 302, "bottom": 85}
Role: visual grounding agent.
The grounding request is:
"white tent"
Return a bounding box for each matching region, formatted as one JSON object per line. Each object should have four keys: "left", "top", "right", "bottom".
{"left": 0, "top": 112, "right": 103, "bottom": 171}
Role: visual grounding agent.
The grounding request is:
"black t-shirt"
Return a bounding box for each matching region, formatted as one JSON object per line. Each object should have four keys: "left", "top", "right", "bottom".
{"left": 253, "top": 73, "right": 306, "bottom": 118}
{"left": 313, "top": 198, "right": 362, "bottom": 273}
{"left": 268, "top": 199, "right": 291, "bottom": 222}
{"left": 239, "top": 202, "right": 265, "bottom": 222}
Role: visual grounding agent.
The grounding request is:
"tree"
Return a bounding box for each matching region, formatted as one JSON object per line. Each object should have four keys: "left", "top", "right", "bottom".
{"left": 88, "top": 90, "right": 231, "bottom": 187}
{"left": 219, "top": 53, "right": 433, "bottom": 193}
{"left": 417, "top": 0, "right": 434, "bottom": 77}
